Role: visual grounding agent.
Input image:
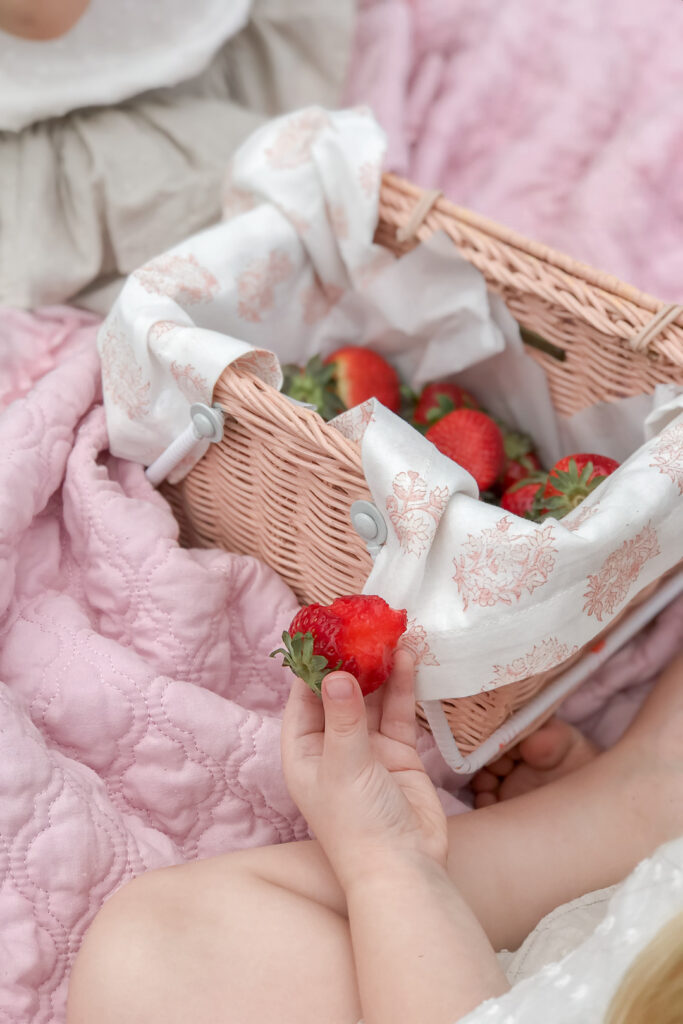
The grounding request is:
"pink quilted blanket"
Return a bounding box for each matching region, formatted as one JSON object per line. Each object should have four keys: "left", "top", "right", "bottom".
{"left": 346, "top": 0, "right": 683, "bottom": 302}
{"left": 1, "top": 306, "right": 475, "bottom": 1023}
{"left": 0, "top": 307, "right": 298, "bottom": 1021}
{"left": 2, "top": 309, "right": 681, "bottom": 1024}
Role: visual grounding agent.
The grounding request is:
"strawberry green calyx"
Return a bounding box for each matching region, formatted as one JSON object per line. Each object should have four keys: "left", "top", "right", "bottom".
{"left": 411, "top": 393, "right": 456, "bottom": 435}
{"left": 270, "top": 630, "right": 341, "bottom": 696}
{"left": 425, "top": 393, "right": 456, "bottom": 425}
{"left": 502, "top": 429, "right": 535, "bottom": 462}
{"left": 535, "top": 460, "right": 605, "bottom": 520}
{"left": 508, "top": 470, "right": 547, "bottom": 494}
{"left": 400, "top": 383, "right": 419, "bottom": 405}
{"left": 281, "top": 355, "right": 346, "bottom": 421}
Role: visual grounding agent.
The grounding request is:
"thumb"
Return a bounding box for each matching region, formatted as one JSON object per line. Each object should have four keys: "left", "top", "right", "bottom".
{"left": 321, "top": 672, "right": 370, "bottom": 776}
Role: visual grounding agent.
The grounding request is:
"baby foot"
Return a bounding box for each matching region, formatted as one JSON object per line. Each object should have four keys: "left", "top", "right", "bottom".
{"left": 471, "top": 717, "right": 599, "bottom": 808}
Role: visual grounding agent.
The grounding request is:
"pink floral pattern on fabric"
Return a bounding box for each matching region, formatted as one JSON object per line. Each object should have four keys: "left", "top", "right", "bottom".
{"left": 583, "top": 523, "right": 660, "bottom": 621}
{"left": 453, "top": 517, "right": 557, "bottom": 610}
{"left": 281, "top": 207, "right": 310, "bottom": 235}
{"left": 327, "top": 202, "right": 349, "bottom": 239}
{"left": 265, "top": 110, "right": 329, "bottom": 170}
{"left": 649, "top": 418, "right": 683, "bottom": 494}
{"left": 99, "top": 325, "right": 151, "bottom": 421}
{"left": 487, "top": 637, "right": 580, "bottom": 688}
{"left": 386, "top": 471, "right": 449, "bottom": 556}
{"left": 236, "top": 250, "right": 294, "bottom": 323}
{"left": 221, "top": 182, "right": 258, "bottom": 221}
{"left": 135, "top": 254, "right": 219, "bottom": 305}
{"left": 561, "top": 503, "right": 599, "bottom": 532}
{"left": 358, "top": 160, "right": 382, "bottom": 198}
{"left": 355, "top": 249, "right": 396, "bottom": 289}
{"left": 300, "top": 280, "right": 344, "bottom": 325}
{"left": 148, "top": 320, "right": 180, "bottom": 343}
{"left": 169, "top": 361, "right": 208, "bottom": 402}
{"left": 331, "top": 402, "right": 375, "bottom": 443}
{"left": 234, "top": 349, "right": 282, "bottom": 389}
{"left": 400, "top": 619, "right": 440, "bottom": 667}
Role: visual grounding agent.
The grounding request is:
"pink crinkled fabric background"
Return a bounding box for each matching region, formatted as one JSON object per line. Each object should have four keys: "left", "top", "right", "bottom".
{"left": 345, "top": 0, "right": 683, "bottom": 302}
{"left": 2, "top": 2, "right": 683, "bottom": 1020}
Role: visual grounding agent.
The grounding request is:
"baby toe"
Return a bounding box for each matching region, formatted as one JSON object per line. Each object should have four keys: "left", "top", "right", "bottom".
{"left": 471, "top": 769, "right": 499, "bottom": 794}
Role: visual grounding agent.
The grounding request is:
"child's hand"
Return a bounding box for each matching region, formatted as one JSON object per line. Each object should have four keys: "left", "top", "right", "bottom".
{"left": 281, "top": 649, "right": 449, "bottom": 893}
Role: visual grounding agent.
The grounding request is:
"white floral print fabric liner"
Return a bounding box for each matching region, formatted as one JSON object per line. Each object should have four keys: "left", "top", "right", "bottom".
{"left": 99, "top": 105, "right": 683, "bottom": 703}
{"left": 334, "top": 395, "right": 682, "bottom": 699}
{"left": 99, "top": 106, "right": 515, "bottom": 480}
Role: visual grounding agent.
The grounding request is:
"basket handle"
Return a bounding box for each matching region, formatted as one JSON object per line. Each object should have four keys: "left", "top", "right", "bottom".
{"left": 395, "top": 189, "right": 443, "bottom": 243}
{"left": 629, "top": 303, "right": 683, "bottom": 353}
{"left": 144, "top": 403, "right": 224, "bottom": 486}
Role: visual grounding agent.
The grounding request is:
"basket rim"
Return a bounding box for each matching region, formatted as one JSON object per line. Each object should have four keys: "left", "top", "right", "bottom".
{"left": 381, "top": 172, "right": 674, "bottom": 319}
{"left": 213, "top": 365, "right": 364, "bottom": 463}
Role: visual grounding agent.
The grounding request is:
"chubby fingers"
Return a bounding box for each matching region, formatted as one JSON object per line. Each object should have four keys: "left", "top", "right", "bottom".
{"left": 379, "top": 648, "right": 418, "bottom": 747}
{"left": 320, "top": 671, "right": 371, "bottom": 776}
{"left": 281, "top": 675, "right": 325, "bottom": 763}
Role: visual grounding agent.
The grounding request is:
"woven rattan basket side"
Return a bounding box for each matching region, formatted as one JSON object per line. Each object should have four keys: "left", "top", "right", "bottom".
{"left": 165, "top": 174, "right": 683, "bottom": 756}
{"left": 377, "top": 175, "right": 683, "bottom": 413}
{"left": 164, "top": 366, "right": 374, "bottom": 605}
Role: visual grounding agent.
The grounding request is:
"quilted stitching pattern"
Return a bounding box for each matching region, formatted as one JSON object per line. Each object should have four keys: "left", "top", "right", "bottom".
{"left": 0, "top": 308, "right": 472, "bottom": 1022}
{"left": 0, "top": 313, "right": 309, "bottom": 1022}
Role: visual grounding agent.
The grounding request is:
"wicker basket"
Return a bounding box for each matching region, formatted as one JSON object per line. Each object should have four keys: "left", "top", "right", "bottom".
{"left": 164, "top": 173, "right": 683, "bottom": 758}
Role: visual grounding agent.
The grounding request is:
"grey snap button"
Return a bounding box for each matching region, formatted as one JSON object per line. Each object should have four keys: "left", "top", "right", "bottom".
{"left": 354, "top": 512, "right": 378, "bottom": 541}
{"left": 350, "top": 500, "right": 388, "bottom": 559}
{"left": 190, "top": 403, "right": 224, "bottom": 442}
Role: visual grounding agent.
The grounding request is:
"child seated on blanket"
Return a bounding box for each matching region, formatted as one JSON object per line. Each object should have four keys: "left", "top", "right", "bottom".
{"left": 66, "top": 647, "right": 683, "bottom": 1023}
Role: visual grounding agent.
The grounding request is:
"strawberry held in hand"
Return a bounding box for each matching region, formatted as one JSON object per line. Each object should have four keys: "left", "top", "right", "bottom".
{"left": 271, "top": 595, "right": 408, "bottom": 696}
{"left": 324, "top": 346, "right": 401, "bottom": 413}
{"left": 538, "top": 453, "right": 620, "bottom": 519}
{"left": 426, "top": 408, "right": 505, "bottom": 492}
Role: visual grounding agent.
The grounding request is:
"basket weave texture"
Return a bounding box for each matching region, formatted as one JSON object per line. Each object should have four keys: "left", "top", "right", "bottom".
{"left": 165, "top": 174, "right": 683, "bottom": 755}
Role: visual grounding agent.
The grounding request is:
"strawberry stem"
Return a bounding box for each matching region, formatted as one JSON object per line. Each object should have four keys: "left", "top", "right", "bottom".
{"left": 281, "top": 356, "right": 346, "bottom": 421}
{"left": 270, "top": 631, "right": 340, "bottom": 696}
{"left": 425, "top": 394, "right": 456, "bottom": 424}
{"left": 533, "top": 459, "right": 607, "bottom": 520}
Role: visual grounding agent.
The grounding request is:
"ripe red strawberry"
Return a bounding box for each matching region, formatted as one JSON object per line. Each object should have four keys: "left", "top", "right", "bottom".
{"left": 426, "top": 409, "right": 505, "bottom": 492}
{"left": 324, "top": 347, "right": 401, "bottom": 413}
{"left": 270, "top": 595, "right": 408, "bottom": 696}
{"left": 499, "top": 428, "right": 543, "bottom": 490}
{"left": 537, "top": 453, "right": 620, "bottom": 519}
{"left": 501, "top": 451, "right": 542, "bottom": 490}
{"left": 501, "top": 475, "right": 547, "bottom": 519}
{"left": 413, "top": 381, "right": 479, "bottom": 427}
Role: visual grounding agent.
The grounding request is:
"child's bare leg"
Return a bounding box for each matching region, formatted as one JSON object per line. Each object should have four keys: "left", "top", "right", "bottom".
{"left": 67, "top": 652, "right": 683, "bottom": 1024}
{"left": 472, "top": 716, "right": 599, "bottom": 807}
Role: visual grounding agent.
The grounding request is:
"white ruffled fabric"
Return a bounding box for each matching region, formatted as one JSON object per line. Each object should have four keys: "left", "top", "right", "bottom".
{"left": 461, "top": 834, "right": 683, "bottom": 1023}
{"left": 0, "top": 0, "right": 252, "bottom": 131}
